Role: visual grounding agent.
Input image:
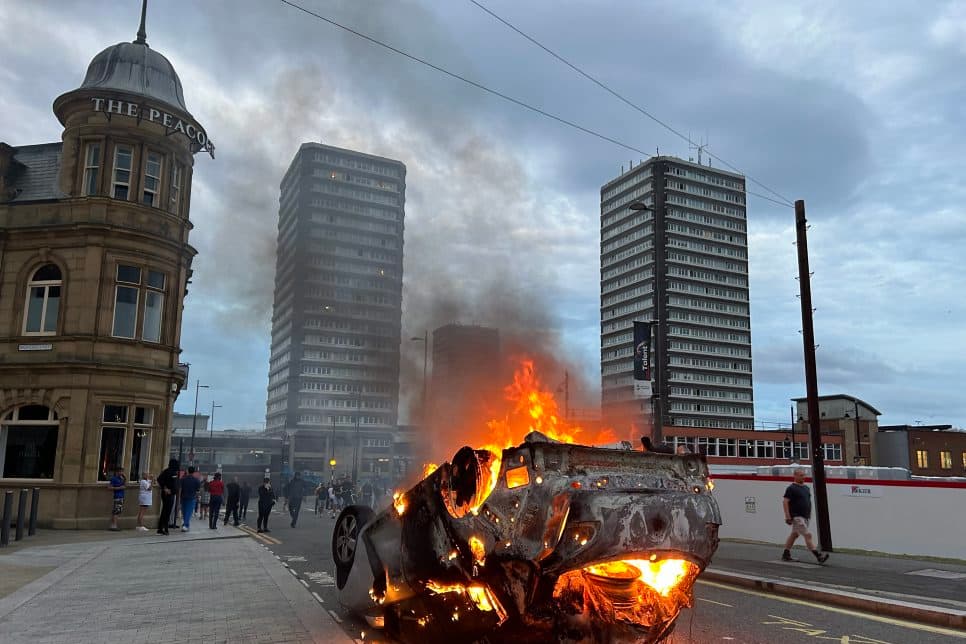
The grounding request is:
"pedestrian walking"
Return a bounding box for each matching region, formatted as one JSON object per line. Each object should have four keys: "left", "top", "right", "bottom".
{"left": 362, "top": 480, "right": 373, "bottom": 508}
{"left": 328, "top": 484, "right": 337, "bottom": 518}
{"left": 180, "top": 467, "right": 201, "bottom": 532}
{"left": 256, "top": 477, "right": 276, "bottom": 533}
{"left": 136, "top": 473, "right": 153, "bottom": 531}
{"left": 285, "top": 471, "right": 309, "bottom": 527}
{"left": 781, "top": 468, "right": 829, "bottom": 563}
{"left": 240, "top": 481, "right": 251, "bottom": 520}
{"left": 224, "top": 476, "right": 241, "bottom": 527}
{"left": 199, "top": 475, "right": 210, "bottom": 519}
{"left": 156, "top": 459, "right": 180, "bottom": 536}
{"left": 108, "top": 466, "right": 126, "bottom": 531}
{"left": 208, "top": 472, "right": 225, "bottom": 530}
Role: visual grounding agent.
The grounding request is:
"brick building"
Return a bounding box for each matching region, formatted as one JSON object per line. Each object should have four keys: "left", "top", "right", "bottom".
{"left": 0, "top": 9, "right": 211, "bottom": 527}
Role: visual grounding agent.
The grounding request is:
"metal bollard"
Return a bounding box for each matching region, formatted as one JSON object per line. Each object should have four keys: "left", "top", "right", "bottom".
{"left": 1, "top": 491, "right": 12, "bottom": 546}
{"left": 15, "top": 488, "right": 27, "bottom": 541}
{"left": 28, "top": 487, "right": 40, "bottom": 536}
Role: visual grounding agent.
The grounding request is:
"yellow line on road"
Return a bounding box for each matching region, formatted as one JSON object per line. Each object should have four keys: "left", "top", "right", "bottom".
{"left": 697, "top": 580, "right": 966, "bottom": 638}
{"left": 238, "top": 525, "right": 281, "bottom": 545}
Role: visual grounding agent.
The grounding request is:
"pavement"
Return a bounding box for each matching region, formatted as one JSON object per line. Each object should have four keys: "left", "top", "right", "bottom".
{"left": 0, "top": 522, "right": 353, "bottom": 643}
{"left": 707, "top": 539, "right": 966, "bottom": 630}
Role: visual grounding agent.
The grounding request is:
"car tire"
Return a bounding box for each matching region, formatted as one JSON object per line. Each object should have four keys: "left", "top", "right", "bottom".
{"left": 332, "top": 504, "right": 373, "bottom": 589}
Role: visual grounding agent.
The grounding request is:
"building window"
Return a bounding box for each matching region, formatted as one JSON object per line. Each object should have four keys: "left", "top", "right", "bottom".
{"left": 23, "top": 264, "right": 62, "bottom": 335}
{"left": 0, "top": 406, "right": 59, "bottom": 479}
{"left": 83, "top": 142, "right": 101, "bottom": 196}
{"left": 112, "top": 265, "right": 141, "bottom": 339}
{"left": 142, "top": 151, "right": 162, "bottom": 206}
{"left": 98, "top": 426, "right": 125, "bottom": 481}
{"left": 822, "top": 443, "right": 842, "bottom": 461}
{"left": 169, "top": 162, "right": 184, "bottom": 214}
{"left": 100, "top": 404, "right": 157, "bottom": 481}
{"left": 142, "top": 270, "right": 165, "bottom": 343}
{"left": 939, "top": 451, "right": 952, "bottom": 470}
{"left": 915, "top": 450, "right": 928, "bottom": 469}
{"left": 112, "top": 145, "right": 133, "bottom": 200}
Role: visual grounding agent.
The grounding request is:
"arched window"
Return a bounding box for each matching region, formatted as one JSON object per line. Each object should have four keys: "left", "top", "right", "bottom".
{"left": 1, "top": 405, "right": 59, "bottom": 479}
{"left": 23, "top": 264, "right": 62, "bottom": 335}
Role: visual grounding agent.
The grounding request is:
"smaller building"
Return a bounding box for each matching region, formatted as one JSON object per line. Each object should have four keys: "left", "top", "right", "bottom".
{"left": 792, "top": 395, "right": 880, "bottom": 465}
{"left": 169, "top": 429, "right": 282, "bottom": 486}
{"left": 877, "top": 425, "right": 966, "bottom": 477}
{"left": 664, "top": 426, "right": 845, "bottom": 467}
{"left": 172, "top": 412, "right": 209, "bottom": 434}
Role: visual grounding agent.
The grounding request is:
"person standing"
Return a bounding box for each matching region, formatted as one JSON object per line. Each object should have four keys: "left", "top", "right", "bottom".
{"left": 256, "top": 477, "right": 276, "bottom": 533}
{"left": 782, "top": 468, "right": 830, "bottom": 563}
{"left": 285, "top": 472, "right": 309, "bottom": 528}
{"left": 108, "top": 466, "right": 126, "bottom": 531}
{"left": 199, "top": 475, "right": 210, "bottom": 520}
{"left": 224, "top": 476, "right": 241, "bottom": 527}
{"left": 361, "top": 480, "right": 373, "bottom": 508}
{"left": 156, "top": 459, "right": 180, "bottom": 536}
{"left": 239, "top": 481, "right": 251, "bottom": 520}
{"left": 136, "top": 473, "right": 153, "bottom": 532}
{"left": 179, "top": 467, "right": 201, "bottom": 532}
{"left": 208, "top": 472, "right": 225, "bottom": 530}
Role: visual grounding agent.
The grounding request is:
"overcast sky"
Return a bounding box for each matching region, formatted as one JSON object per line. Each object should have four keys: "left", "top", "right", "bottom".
{"left": 2, "top": 0, "right": 964, "bottom": 430}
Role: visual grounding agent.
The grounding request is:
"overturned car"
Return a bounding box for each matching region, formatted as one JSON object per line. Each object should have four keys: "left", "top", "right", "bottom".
{"left": 333, "top": 431, "right": 720, "bottom": 643}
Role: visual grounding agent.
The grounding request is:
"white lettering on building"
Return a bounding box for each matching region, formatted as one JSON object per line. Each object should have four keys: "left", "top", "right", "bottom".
{"left": 89, "top": 97, "right": 215, "bottom": 159}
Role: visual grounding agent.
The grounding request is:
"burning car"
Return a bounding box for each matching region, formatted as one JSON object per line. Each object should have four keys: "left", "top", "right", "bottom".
{"left": 332, "top": 431, "right": 720, "bottom": 643}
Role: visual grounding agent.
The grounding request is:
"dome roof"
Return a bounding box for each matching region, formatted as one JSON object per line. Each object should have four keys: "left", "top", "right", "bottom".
{"left": 78, "top": 41, "right": 187, "bottom": 113}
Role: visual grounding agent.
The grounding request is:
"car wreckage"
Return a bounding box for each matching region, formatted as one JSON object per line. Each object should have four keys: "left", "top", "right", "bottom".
{"left": 333, "top": 431, "right": 721, "bottom": 643}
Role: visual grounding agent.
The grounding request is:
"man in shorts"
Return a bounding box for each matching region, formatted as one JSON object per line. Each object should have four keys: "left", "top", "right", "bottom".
{"left": 782, "top": 468, "right": 829, "bottom": 563}
{"left": 109, "top": 466, "right": 126, "bottom": 531}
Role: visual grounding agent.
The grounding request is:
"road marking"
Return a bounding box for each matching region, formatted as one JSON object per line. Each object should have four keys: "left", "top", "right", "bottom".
{"left": 280, "top": 555, "right": 307, "bottom": 562}
{"left": 698, "top": 580, "right": 966, "bottom": 638}
{"left": 698, "top": 597, "right": 734, "bottom": 607}
{"left": 762, "top": 614, "right": 893, "bottom": 643}
{"left": 289, "top": 568, "right": 299, "bottom": 577}
{"left": 906, "top": 569, "right": 966, "bottom": 580}
{"left": 300, "top": 579, "right": 310, "bottom": 588}
{"left": 328, "top": 609, "right": 343, "bottom": 623}
{"left": 312, "top": 591, "right": 324, "bottom": 604}
{"left": 304, "top": 571, "right": 336, "bottom": 586}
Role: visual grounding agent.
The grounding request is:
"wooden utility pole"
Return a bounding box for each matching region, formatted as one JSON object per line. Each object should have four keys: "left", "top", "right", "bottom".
{"left": 795, "top": 200, "right": 833, "bottom": 552}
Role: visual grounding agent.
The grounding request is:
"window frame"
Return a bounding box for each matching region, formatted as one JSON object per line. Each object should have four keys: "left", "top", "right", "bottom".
{"left": 111, "top": 144, "right": 134, "bottom": 201}
{"left": 939, "top": 450, "right": 952, "bottom": 470}
{"left": 82, "top": 142, "right": 101, "bottom": 196}
{"left": 915, "top": 449, "right": 928, "bottom": 469}
{"left": 141, "top": 270, "right": 166, "bottom": 343}
{"left": 99, "top": 403, "right": 158, "bottom": 482}
{"left": 22, "top": 264, "right": 63, "bottom": 336}
{"left": 141, "top": 150, "right": 163, "bottom": 207}
{"left": 169, "top": 161, "right": 184, "bottom": 214}
{"left": 0, "top": 406, "right": 59, "bottom": 480}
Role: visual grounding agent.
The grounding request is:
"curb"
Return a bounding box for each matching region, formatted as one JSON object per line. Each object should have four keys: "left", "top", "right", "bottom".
{"left": 703, "top": 567, "right": 966, "bottom": 630}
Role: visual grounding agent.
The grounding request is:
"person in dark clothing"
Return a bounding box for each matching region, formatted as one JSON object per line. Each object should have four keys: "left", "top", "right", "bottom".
{"left": 256, "top": 477, "right": 276, "bottom": 533}
{"left": 179, "top": 467, "right": 201, "bottom": 532}
{"left": 361, "top": 481, "right": 373, "bottom": 508}
{"left": 781, "top": 468, "right": 829, "bottom": 563}
{"left": 208, "top": 472, "right": 225, "bottom": 529}
{"left": 224, "top": 476, "right": 241, "bottom": 527}
{"left": 156, "top": 459, "right": 180, "bottom": 535}
{"left": 285, "top": 472, "right": 309, "bottom": 527}
{"left": 239, "top": 481, "right": 251, "bottom": 519}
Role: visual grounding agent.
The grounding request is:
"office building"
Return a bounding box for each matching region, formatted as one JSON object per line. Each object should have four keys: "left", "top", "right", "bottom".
{"left": 600, "top": 157, "right": 754, "bottom": 433}
{"left": 266, "top": 143, "right": 404, "bottom": 485}
{"left": 0, "top": 9, "right": 211, "bottom": 527}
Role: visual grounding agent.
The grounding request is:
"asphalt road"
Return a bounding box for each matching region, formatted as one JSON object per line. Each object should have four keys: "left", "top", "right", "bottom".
{"left": 235, "top": 503, "right": 966, "bottom": 644}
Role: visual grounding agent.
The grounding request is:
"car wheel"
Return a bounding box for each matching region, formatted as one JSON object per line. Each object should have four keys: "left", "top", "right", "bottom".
{"left": 332, "top": 505, "right": 373, "bottom": 589}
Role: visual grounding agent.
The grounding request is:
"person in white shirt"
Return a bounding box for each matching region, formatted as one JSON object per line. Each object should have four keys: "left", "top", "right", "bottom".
{"left": 136, "top": 474, "right": 154, "bottom": 532}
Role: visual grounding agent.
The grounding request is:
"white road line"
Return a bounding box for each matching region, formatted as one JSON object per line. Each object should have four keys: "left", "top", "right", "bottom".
{"left": 328, "top": 609, "right": 343, "bottom": 623}
{"left": 289, "top": 568, "right": 299, "bottom": 577}
{"left": 698, "top": 597, "right": 734, "bottom": 607}
{"left": 312, "top": 591, "right": 324, "bottom": 604}
{"left": 300, "top": 579, "right": 310, "bottom": 588}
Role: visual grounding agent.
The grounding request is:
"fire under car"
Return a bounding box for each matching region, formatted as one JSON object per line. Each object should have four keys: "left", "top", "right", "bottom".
{"left": 332, "top": 431, "right": 721, "bottom": 643}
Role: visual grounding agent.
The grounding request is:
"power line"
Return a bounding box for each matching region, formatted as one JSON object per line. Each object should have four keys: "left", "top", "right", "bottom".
{"left": 469, "top": 0, "right": 795, "bottom": 208}
{"left": 278, "top": 1, "right": 789, "bottom": 209}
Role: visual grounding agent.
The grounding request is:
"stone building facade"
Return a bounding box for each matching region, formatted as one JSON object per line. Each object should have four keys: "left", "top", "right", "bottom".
{"left": 0, "top": 15, "right": 211, "bottom": 527}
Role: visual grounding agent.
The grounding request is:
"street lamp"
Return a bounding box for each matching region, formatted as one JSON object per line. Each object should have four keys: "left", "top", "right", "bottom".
{"left": 209, "top": 401, "right": 222, "bottom": 439}
{"left": 410, "top": 332, "right": 428, "bottom": 426}
{"left": 629, "top": 200, "right": 666, "bottom": 443}
{"left": 329, "top": 458, "right": 337, "bottom": 482}
{"left": 189, "top": 380, "right": 209, "bottom": 465}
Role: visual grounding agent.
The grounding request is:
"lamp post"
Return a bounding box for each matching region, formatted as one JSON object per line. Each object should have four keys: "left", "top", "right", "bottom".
{"left": 352, "top": 391, "right": 362, "bottom": 484}
{"left": 410, "top": 332, "right": 428, "bottom": 425}
{"left": 329, "top": 458, "right": 337, "bottom": 482}
{"left": 629, "top": 198, "right": 665, "bottom": 443}
{"left": 189, "top": 380, "right": 209, "bottom": 466}
{"left": 209, "top": 401, "right": 222, "bottom": 439}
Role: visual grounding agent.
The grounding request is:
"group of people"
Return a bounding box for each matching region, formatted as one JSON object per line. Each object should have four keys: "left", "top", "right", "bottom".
{"left": 108, "top": 459, "right": 281, "bottom": 535}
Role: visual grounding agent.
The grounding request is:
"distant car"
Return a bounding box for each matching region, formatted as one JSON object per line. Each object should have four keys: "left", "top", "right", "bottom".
{"left": 333, "top": 431, "right": 720, "bottom": 643}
